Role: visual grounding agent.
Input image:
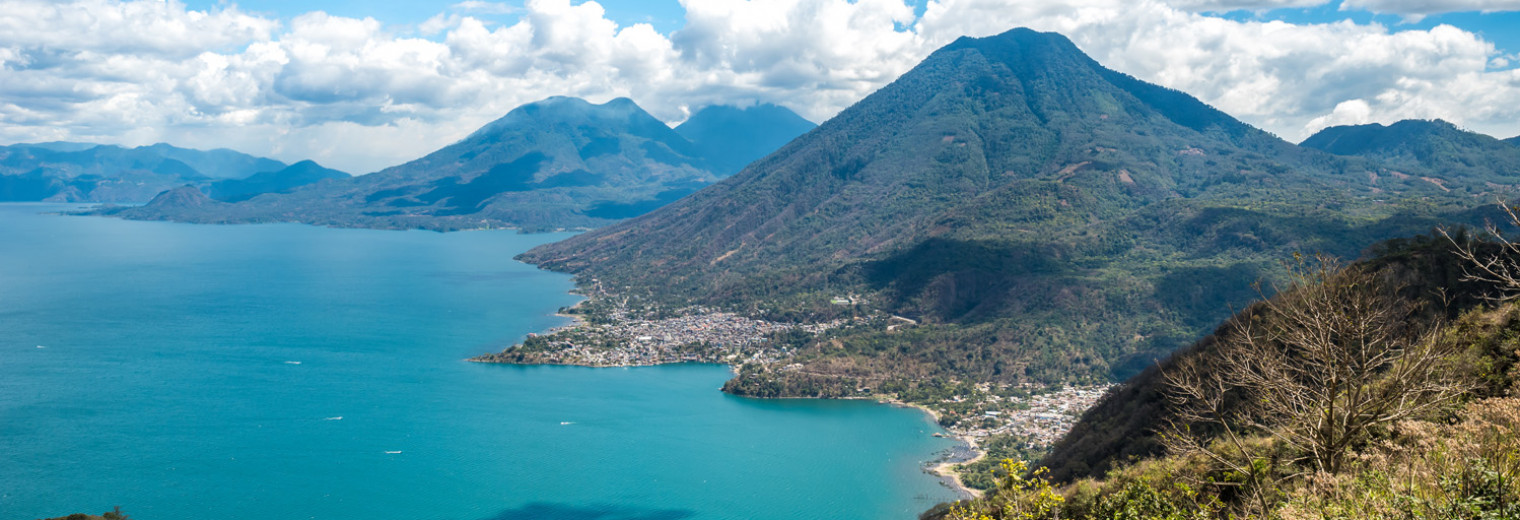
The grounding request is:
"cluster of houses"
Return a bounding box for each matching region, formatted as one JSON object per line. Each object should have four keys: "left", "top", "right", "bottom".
{"left": 952, "top": 384, "right": 1114, "bottom": 448}
{"left": 493, "top": 312, "right": 812, "bottom": 367}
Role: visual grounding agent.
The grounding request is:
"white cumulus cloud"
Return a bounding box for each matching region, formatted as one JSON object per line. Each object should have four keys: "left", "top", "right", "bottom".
{"left": 1342, "top": 0, "right": 1520, "bottom": 18}
{"left": 0, "top": 0, "right": 1516, "bottom": 173}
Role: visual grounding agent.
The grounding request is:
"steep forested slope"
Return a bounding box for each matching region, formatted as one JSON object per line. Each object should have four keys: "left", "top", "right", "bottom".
{"left": 521, "top": 28, "right": 1503, "bottom": 387}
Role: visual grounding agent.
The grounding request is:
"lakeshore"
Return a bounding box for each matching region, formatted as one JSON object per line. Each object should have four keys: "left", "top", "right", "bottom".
{"left": 471, "top": 298, "right": 1116, "bottom": 498}
{"left": 880, "top": 398, "right": 984, "bottom": 499}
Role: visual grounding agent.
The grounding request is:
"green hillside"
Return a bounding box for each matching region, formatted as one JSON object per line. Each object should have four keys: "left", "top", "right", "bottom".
{"left": 935, "top": 232, "right": 1520, "bottom": 519}
{"left": 520, "top": 28, "right": 1504, "bottom": 391}
{"left": 1301, "top": 119, "right": 1520, "bottom": 190}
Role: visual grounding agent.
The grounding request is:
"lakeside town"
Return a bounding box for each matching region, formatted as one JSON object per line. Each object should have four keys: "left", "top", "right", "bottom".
{"left": 930, "top": 381, "right": 1112, "bottom": 447}
{"left": 470, "top": 299, "right": 1116, "bottom": 490}
{"left": 469, "top": 307, "right": 842, "bottom": 366}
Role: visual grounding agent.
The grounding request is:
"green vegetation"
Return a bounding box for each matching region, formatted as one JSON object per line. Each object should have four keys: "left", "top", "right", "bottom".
{"left": 1301, "top": 119, "right": 1520, "bottom": 191}
{"left": 41, "top": 507, "right": 131, "bottom": 520}
{"left": 931, "top": 233, "right": 1520, "bottom": 519}
{"left": 955, "top": 434, "right": 1047, "bottom": 491}
{"left": 520, "top": 28, "right": 1512, "bottom": 399}
{"left": 1039, "top": 232, "right": 1508, "bottom": 482}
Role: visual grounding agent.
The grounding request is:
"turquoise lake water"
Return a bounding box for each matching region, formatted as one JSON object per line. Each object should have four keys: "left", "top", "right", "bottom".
{"left": 0, "top": 203, "right": 960, "bottom": 520}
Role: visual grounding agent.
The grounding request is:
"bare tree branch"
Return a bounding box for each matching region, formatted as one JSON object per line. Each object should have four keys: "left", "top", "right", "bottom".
{"left": 1162, "top": 254, "right": 1476, "bottom": 514}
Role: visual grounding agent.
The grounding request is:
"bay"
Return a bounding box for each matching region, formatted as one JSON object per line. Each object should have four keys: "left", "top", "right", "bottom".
{"left": 0, "top": 203, "right": 960, "bottom": 520}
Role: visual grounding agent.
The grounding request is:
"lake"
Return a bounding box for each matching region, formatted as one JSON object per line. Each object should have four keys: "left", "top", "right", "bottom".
{"left": 0, "top": 203, "right": 960, "bottom": 520}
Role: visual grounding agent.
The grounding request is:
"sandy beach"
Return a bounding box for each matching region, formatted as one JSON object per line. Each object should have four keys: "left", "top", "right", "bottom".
{"left": 873, "top": 396, "right": 985, "bottom": 500}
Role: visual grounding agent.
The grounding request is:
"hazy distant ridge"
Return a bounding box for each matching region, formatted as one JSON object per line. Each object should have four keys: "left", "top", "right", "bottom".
{"left": 99, "top": 98, "right": 814, "bottom": 231}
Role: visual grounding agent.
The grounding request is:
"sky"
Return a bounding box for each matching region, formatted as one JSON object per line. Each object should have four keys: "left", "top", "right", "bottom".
{"left": 1, "top": 0, "right": 1517, "bottom": 174}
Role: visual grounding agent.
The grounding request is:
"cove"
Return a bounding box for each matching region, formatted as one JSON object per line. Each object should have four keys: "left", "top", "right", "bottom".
{"left": 0, "top": 203, "right": 960, "bottom": 520}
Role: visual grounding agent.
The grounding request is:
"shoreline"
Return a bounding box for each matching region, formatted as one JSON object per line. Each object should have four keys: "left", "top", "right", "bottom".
{"left": 871, "top": 397, "right": 984, "bottom": 500}
{"left": 478, "top": 300, "right": 987, "bottom": 501}
{"left": 552, "top": 297, "right": 589, "bottom": 328}
{"left": 476, "top": 349, "right": 987, "bottom": 499}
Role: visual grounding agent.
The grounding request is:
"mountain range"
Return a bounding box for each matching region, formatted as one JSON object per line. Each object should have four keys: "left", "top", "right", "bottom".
{"left": 518, "top": 28, "right": 1515, "bottom": 391}
{"left": 101, "top": 98, "right": 816, "bottom": 231}
{"left": 0, "top": 142, "right": 297, "bottom": 202}
{"left": 25, "top": 22, "right": 1520, "bottom": 518}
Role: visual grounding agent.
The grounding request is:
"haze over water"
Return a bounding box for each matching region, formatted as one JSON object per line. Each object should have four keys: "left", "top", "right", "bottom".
{"left": 0, "top": 203, "right": 959, "bottom": 520}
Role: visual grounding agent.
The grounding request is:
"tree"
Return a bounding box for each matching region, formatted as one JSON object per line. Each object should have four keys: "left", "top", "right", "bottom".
{"left": 1444, "top": 203, "right": 1520, "bottom": 301}
{"left": 1161, "top": 254, "right": 1474, "bottom": 514}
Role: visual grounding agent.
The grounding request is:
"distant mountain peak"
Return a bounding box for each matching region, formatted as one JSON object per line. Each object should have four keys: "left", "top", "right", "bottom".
{"left": 16, "top": 141, "right": 98, "bottom": 152}
{"left": 1305, "top": 118, "right": 1460, "bottom": 138}
{"left": 675, "top": 103, "right": 816, "bottom": 176}
{"left": 602, "top": 97, "right": 639, "bottom": 109}
{"left": 517, "top": 25, "right": 1453, "bottom": 395}
{"left": 520, "top": 96, "right": 638, "bottom": 113}
{"left": 468, "top": 96, "right": 675, "bottom": 143}
{"left": 1300, "top": 118, "right": 1519, "bottom": 183}
{"left": 940, "top": 27, "right": 1093, "bottom": 74}
{"left": 946, "top": 26, "right": 1080, "bottom": 52}
{"left": 144, "top": 185, "right": 220, "bottom": 209}
{"left": 521, "top": 23, "right": 1315, "bottom": 294}
{"left": 0, "top": 141, "right": 289, "bottom": 202}
{"left": 93, "top": 96, "right": 810, "bottom": 230}
{"left": 209, "top": 159, "right": 347, "bottom": 203}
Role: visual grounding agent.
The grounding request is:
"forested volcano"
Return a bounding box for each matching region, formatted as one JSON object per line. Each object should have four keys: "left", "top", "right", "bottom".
{"left": 520, "top": 28, "right": 1509, "bottom": 388}
{"left": 674, "top": 103, "right": 817, "bottom": 176}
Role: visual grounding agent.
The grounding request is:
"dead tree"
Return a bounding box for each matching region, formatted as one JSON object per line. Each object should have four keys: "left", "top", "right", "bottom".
{"left": 1162, "top": 255, "right": 1475, "bottom": 512}
{"left": 1443, "top": 202, "right": 1520, "bottom": 301}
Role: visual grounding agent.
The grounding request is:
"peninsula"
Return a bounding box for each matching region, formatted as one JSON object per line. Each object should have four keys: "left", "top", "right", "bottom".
{"left": 469, "top": 294, "right": 1111, "bottom": 494}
